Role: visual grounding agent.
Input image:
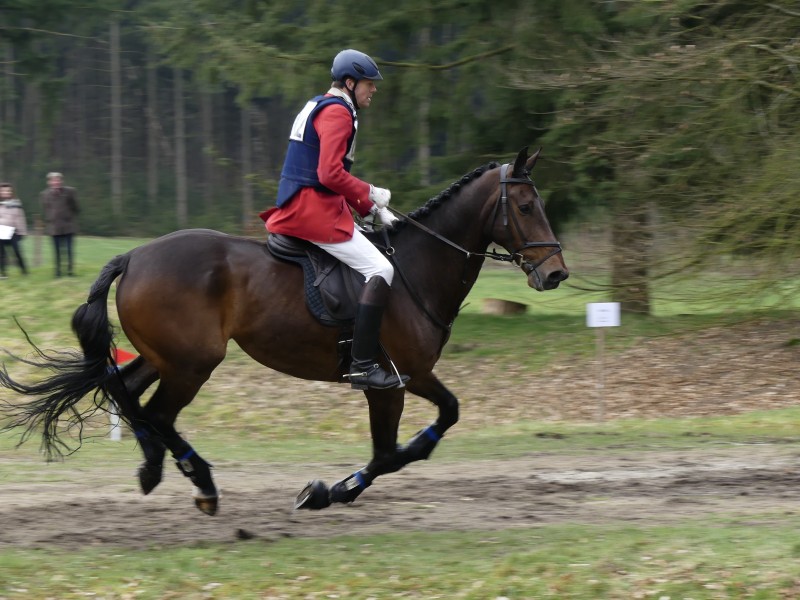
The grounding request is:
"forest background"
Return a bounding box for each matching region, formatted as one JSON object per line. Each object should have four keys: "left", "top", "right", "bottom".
{"left": 1, "top": 0, "right": 798, "bottom": 314}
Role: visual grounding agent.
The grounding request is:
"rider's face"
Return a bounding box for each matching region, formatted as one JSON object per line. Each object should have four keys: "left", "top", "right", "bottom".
{"left": 349, "top": 78, "right": 377, "bottom": 109}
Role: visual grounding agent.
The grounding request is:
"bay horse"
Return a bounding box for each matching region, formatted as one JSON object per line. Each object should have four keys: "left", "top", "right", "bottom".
{"left": 0, "top": 147, "right": 568, "bottom": 515}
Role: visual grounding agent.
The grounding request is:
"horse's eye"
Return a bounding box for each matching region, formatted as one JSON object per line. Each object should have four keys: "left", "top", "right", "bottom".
{"left": 518, "top": 202, "right": 533, "bottom": 215}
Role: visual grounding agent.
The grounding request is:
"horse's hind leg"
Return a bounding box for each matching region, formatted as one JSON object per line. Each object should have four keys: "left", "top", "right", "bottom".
{"left": 104, "top": 357, "right": 166, "bottom": 493}
{"left": 139, "top": 374, "right": 220, "bottom": 515}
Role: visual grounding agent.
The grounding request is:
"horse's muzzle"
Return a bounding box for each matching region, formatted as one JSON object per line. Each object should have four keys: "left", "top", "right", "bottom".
{"left": 528, "top": 268, "right": 569, "bottom": 291}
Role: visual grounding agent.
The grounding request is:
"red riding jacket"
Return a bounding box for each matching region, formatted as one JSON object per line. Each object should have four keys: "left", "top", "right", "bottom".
{"left": 261, "top": 95, "right": 375, "bottom": 243}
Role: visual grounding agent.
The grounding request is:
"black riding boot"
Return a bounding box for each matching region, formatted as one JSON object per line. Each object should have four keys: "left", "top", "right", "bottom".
{"left": 348, "top": 276, "right": 410, "bottom": 390}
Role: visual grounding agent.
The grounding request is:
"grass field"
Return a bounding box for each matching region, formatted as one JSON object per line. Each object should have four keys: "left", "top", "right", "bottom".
{"left": 1, "top": 234, "right": 799, "bottom": 599}
{"left": 2, "top": 518, "right": 800, "bottom": 599}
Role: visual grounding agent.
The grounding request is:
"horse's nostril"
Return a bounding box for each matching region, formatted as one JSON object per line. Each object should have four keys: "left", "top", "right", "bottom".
{"left": 548, "top": 270, "right": 569, "bottom": 283}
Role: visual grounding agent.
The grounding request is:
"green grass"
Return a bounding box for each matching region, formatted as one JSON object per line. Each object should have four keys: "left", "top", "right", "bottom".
{"left": 3, "top": 399, "right": 800, "bottom": 599}
{"left": 3, "top": 235, "right": 798, "bottom": 355}
{"left": 2, "top": 520, "right": 800, "bottom": 599}
{"left": 2, "top": 234, "right": 799, "bottom": 443}
{"left": 2, "top": 235, "right": 800, "bottom": 599}
{"left": 3, "top": 405, "right": 799, "bottom": 479}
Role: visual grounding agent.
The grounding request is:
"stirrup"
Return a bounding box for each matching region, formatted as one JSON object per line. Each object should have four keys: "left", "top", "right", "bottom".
{"left": 345, "top": 362, "right": 409, "bottom": 390}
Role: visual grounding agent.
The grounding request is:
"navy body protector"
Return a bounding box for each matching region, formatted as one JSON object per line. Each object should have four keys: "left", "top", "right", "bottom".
{"left": 276, "top": 95, "right": 357, "bottom": 208}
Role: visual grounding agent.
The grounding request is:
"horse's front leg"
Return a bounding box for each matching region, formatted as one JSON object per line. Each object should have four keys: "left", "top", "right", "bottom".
{"left": 397, "top": 373, "right": 459, "bottom": 463}
{"left": 295, "top": 374, "right": 460, "bottom": 510}
{"left": 295, "top": 386, "right": 405, "bottom": 509}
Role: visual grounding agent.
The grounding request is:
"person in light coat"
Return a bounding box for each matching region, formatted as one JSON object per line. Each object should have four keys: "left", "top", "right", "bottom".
{"left": 0, "top": 183, "right": 29, "bottom": 278}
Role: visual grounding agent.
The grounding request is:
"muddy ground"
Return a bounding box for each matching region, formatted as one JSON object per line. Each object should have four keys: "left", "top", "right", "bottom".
{"left": 0, "top": 318, "right": 798, "bottom": 549}
{"left": 1, "top": 444, "right": 799, "bottom": 550}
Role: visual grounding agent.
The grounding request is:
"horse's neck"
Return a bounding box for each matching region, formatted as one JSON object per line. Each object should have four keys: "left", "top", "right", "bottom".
{"left": 413, "top": 174, "right": 495, "bottom": 252}
{"left": 392, "top": 177, "right": 494, "bottom": 324}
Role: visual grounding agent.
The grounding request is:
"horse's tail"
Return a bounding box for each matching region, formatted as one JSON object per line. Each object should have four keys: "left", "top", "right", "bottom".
{"left": 0, "top": 253, "right": 131, "bottom": 459}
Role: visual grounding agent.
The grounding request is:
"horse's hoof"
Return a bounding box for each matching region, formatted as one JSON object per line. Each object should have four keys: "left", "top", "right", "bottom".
{"left": 194, "top": 487, "right": 219, "bottom": 516}
{"left": 294, "top": 480, "right": 331, "bottom": 510}
{"left": 194, "top": 495, "right": 218, "bottom": 516}
{"left": 138, "top": 464, "right": 163, "bottom": 495}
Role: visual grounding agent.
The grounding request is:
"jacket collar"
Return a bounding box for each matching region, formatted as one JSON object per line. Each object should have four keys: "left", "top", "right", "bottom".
{"left": 325, "top": 87, "right": 356, "bottom": 111}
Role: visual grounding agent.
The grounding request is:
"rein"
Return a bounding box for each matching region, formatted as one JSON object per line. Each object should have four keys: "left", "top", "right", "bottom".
{"left": 385, "top": 164, "right": 562, "bottom": 277}
{"left": 379, "top": 163, "right": 563, "bottom": 331}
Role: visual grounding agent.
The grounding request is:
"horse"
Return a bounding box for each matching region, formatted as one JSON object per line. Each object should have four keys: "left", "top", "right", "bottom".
{"left": 0, "top": 146, "right": 568, "bottom": 515}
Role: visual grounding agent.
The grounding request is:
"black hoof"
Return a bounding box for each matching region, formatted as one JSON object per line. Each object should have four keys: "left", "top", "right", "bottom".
{"left": 294, "top": 480, "right": 331, "bottom": 510}
{"left": 194, "top": 492, "right": 219, "bottom": 516}
{"left": 138, "top": 463, "right": 163, "bottom": 495}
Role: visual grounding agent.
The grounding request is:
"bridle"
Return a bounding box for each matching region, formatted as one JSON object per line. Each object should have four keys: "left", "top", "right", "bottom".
{"left": 377, "top": 163, "right": 564, "bottom": 333}
{"left": 385, "top": 163, "right": 563, "bottom": 288}
{"left": 487, "top": 163, "right": 563, "bottom": 288}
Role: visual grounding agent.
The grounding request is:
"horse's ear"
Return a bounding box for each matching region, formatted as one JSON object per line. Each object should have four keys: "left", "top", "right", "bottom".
{"left": 512, "top": 146, "right": 529, "bottom": 177}
{"left": 526, "top": 147, "right": 542, "bottom": 172}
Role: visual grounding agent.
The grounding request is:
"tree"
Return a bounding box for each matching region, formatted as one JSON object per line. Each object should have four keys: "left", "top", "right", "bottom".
{"left": 146, "top": 44, "right": 159, "bottom": 207}
{"left": 174, "top": 66, "right": 187, "bottom": 228}
{"left": 110, "top": 16, "right": 123, "bottom": 216}
{"left": 511, "top": 0, "right": 800, "bottom": 313}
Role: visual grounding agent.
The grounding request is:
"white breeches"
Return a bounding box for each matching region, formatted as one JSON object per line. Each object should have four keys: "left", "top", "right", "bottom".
{"left": 313, "top": 229, "right": 394, "bottom": 285}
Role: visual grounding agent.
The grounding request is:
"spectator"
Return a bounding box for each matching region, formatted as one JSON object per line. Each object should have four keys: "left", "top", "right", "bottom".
{"left": 0, "top": 182, "right": 29, "bottom": 278}
{"left": 40, "top": 172, "right": 79, "bottom": 277}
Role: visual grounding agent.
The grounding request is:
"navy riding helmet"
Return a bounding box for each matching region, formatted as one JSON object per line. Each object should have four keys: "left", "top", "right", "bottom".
{"left": 331, "top": 49, "right": 383, "bottom": 83}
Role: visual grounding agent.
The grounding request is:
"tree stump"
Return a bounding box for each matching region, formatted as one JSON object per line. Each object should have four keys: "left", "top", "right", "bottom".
{"left": 481, "top": 298, "right": 528, "bottom": 315}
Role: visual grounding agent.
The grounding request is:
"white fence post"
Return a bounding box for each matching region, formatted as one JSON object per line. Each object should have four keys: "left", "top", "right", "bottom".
{"left": 586, "top": 303, "right": 621, "bottom": 422}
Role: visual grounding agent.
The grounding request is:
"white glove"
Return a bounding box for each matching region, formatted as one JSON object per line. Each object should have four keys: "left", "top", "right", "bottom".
{"left": 369, "top": 185, "right": 391, "bottom": 208}
{"left": 375, "top": 206, "right": 398, "bottom": 226}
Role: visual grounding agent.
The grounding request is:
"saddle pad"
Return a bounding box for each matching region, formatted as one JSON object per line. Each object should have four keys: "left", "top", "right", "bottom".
{"left": 267, "top": 235, "right": 364, "bottom": 327}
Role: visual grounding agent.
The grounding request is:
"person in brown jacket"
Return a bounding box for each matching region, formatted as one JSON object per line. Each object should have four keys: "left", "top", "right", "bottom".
{"left": 40, "top": 172, "right": 79, "bottom": 277}
{"left": 0, "top": 182, "right": 29, "bottom": 278}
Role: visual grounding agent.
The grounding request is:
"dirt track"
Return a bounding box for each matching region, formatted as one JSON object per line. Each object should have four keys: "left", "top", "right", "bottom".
{"left": 2, "top": 442, "right": 799, "bottom": 549}
{"left": 1, "top": 318, "right": 798, "bottom": 549}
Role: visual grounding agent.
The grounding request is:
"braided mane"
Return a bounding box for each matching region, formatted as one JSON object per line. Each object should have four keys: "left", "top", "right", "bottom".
{"left": 390, "top": 162, "right": 500, "bottom": 232}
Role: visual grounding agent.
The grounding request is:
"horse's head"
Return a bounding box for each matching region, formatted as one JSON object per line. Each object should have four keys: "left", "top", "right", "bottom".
{"left": 486, "top": 147, "right": 569, "bottom": 291}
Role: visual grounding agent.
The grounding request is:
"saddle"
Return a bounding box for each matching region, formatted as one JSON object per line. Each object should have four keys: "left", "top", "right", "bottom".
{"left": 267, "top": 233, "right": 367, "bottom": 327}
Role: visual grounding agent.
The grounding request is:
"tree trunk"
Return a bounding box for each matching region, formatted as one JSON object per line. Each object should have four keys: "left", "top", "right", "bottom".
{"left": 174, "top": 67, "right": 187, "bottom": 228}
{"left": 240, "top": 102, "right": 253, "bottom": 232}
{"left": 110, "top": 19, "right": 123, "bottom": 216}
{"left": 21, "top": 81, "right": 40, "bottom": 179}
{"left": 200, "top": 87, "right": 215, "bottom": 211}
{"left": 146, "top": 46, "right": 159, "bottom": 207}
{"left": 2, "top": 44, "right": 14, "bottom": 179}
{"left": 75, "top": 45, "right": 89, "bottom": 168}
{"left": 610, "top": 200, "right": 652, "bottom": 314}
{"left": 0, "top": 45, "right": 5, "bottom": 177}
{"left": 417, "top": 27, "right": 432, "bottom": 187}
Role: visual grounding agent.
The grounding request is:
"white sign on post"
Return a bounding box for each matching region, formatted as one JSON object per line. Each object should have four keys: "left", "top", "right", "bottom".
{"left": 586, "top": 302, "right": 621, "bottom": 422}
{"left": 586, "top": 302, "right": 621, "bottom": 328}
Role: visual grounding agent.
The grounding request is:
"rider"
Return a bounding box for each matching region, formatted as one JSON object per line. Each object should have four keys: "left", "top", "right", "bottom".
{"left": 261, "top": 49, "right": 409, "bottom": 390}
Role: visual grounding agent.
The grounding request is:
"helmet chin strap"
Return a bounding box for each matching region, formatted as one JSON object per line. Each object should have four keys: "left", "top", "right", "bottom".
{"left": 346, "top": 80, "right": 360, "bottom": 110}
